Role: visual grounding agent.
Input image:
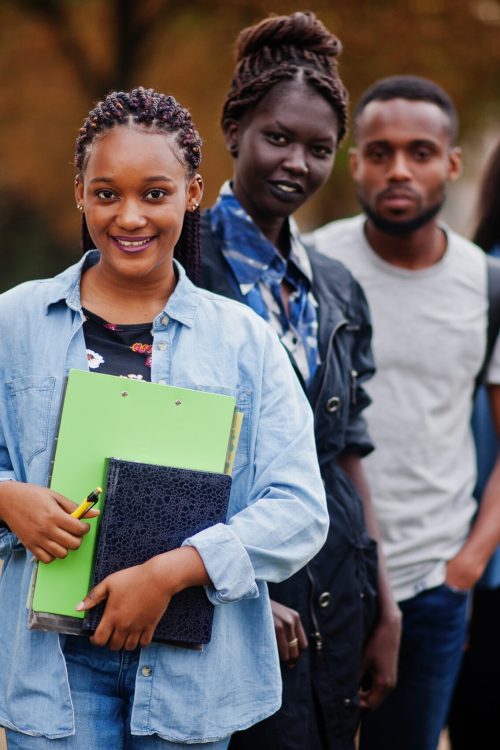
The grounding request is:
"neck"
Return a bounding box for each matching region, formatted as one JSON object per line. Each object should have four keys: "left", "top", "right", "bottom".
{"left": 364, "top": 219, "right": 447, "bottom": 270}
{"left": 80, "top": 259, "right": 176, "bottom": 324}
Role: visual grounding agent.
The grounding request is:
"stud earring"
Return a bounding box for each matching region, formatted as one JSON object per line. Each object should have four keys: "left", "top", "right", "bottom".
{"left": 76, "top": 204, "right": 84, "bottom": 213}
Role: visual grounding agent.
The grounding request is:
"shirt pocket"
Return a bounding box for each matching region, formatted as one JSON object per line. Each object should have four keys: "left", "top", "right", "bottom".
{"left": 195, "top": 384, "right": 252, "bottom": 471}
{"left": 7, "top": 376, "right": 56, "bottom": 466}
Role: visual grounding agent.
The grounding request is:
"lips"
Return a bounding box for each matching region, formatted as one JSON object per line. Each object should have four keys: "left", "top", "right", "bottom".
{"left": 268, "top": 179, "right": 304, "bottom": 202}
{"left": 378, "top": 189, "right": 418, "bottom": 212}
{"left": 111, "top": 236, "right": 156, "bottom": 253}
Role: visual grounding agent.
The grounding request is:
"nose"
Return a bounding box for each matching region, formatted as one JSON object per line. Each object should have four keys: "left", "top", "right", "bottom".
{"left": 283, "top": 145, "right": 309, "bottom": 176}
{"left": 388, "top": 150, "right": 412, "bottom": 181}
{"left": 115, "top": 198, "right": 147, "bottom": 230}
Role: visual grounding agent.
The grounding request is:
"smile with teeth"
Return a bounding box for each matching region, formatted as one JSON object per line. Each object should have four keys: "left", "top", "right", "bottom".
{"left": 115, "top": 237, "right": 152, "bottom": 248}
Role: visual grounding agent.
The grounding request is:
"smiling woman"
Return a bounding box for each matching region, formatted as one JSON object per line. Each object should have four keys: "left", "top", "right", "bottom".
{"left": 76, "top": 126, "right": 201, "bottom": 323}
{"left": 0, "top": 87, "right": 328, "bottom": 749}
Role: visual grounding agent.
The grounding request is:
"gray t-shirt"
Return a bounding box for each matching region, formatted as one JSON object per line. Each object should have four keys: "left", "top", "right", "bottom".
{"left": 312, "top": 214, "right": 500, "bottom": 601}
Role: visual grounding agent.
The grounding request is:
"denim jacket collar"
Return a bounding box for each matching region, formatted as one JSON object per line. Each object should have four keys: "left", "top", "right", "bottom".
{"left": 44, "top": 250, "right": 199, "bottom": 329}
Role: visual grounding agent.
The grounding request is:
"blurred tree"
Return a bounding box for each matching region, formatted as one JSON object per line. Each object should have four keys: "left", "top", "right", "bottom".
{"left": 0, "top": 0, "right": 499, "bottom": 289}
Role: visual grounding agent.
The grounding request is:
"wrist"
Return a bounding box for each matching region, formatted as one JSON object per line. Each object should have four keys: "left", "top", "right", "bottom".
{"left": 145, "top": 547, "right": 210, "bottom": 597}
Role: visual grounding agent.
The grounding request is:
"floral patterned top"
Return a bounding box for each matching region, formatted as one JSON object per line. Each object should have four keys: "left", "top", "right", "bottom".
{"left": 82, "top": 307, "right": 153, "bottom": 381}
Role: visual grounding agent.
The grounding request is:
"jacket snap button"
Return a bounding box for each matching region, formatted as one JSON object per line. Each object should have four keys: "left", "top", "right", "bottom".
{"left": 318, "top": 592, "right": 331, "bottom": 608}
{"left": 141, "top": 666, "right": 153, "bottom": 677}
{"left": 325, "top": 396, "right": 341, "bottom": 413}
{"left": 343, "top": 697, "right": 352, "bottom": 707}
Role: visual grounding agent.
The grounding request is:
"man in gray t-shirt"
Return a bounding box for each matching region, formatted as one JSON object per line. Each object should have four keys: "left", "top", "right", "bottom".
{"left": 312, "top": 76, "right": 500, "bottom": 750}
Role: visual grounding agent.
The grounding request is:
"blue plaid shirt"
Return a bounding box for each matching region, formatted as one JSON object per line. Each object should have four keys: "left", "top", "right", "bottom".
{"left": 210, "top": 183, "right": 320, "bottom": 387}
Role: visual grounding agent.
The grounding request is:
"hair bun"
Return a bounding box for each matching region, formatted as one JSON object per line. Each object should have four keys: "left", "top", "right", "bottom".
{"left": 234, "top": 11, "right": 341, "bottom": 63}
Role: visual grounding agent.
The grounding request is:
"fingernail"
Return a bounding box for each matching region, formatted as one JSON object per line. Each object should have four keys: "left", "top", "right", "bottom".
{"left": 75, "top": 601, "right": 86, "bottom": 611}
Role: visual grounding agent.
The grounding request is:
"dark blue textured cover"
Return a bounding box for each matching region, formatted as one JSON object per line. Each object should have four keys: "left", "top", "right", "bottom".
{"left": 82, "top": 458, "right": 232, "bottom": 646}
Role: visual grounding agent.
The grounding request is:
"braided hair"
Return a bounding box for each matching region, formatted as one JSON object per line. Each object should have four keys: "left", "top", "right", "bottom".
{"left": 222, "top": 12, "right": 348, "bottom": 143}
{"left": 75, "top": 87, "right": 202, "bottom": 284}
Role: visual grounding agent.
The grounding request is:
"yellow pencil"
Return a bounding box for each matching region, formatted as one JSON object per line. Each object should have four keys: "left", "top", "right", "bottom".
{"left": 71, "top": 487, "right": 102, "bottom": 519}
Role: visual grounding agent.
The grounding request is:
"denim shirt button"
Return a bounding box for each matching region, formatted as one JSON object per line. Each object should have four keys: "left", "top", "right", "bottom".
{"left": 141, "top": 666, "right": 153, "bottom": 677}
{"left": 325, "top": 396, "right": 341, "bottom": 413}
{"left": 160, "top": 315, "right": 169, "bottom": 325}
{"left": 157, "top": 342, "right": 167, "bottom": 351}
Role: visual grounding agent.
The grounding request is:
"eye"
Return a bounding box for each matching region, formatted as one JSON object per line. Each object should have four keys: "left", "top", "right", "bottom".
{"left": 366, "top": 147, "right": 388, "bottom": 163}
{"left": 145, "top": 189, "right": 167, "bottom": 201}
{"left": 311, "top": 144, "right": 333, "bottom": 159}
{"left": 95, "top": 189, "right": 116, "bottom": 200}
{"left": 266, "top": 132, "right": 288, "bottom": 146}
{"left": 413, "top": 146, "right": 433, "bottom": 162}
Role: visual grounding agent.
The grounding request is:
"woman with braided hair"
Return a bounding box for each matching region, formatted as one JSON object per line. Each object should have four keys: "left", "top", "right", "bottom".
{"left": 0, "top": 87, "right": 329, "bottom": 748}
{"left": 200, "top": 12, "right": 401, "bottom": 750}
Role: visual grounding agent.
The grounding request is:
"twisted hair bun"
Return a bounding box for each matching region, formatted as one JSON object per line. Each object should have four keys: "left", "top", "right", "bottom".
{"left": 222, "top": 11, "right": 348, "bottom": 142}
{"left": 235, "top": 12, "right": 341, "bottom": 63}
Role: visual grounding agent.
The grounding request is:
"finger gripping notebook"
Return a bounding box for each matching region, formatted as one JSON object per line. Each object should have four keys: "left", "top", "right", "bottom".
{"left": 82, "top": 458, "right": 232, "bottom": 646}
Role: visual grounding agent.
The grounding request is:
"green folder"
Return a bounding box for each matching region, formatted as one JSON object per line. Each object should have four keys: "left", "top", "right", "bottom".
{"left": 30, "top": 369, "right": 236, "bottom": 622}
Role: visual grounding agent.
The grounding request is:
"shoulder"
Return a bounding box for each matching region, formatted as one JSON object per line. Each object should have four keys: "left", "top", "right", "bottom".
{"left": 445, "top": 227, "right": 487, "bottom": 284}
{"left": 310, "top": 215, "right": 366, "bottom": 259}
{"left": 0, "top": 277, "right": 57, "bottom": 319}
{"left": 304, "top": 239, "right": 371, "bottom": 326}
{"left": 0, "top": 256, "right": 84, "bottom": 328}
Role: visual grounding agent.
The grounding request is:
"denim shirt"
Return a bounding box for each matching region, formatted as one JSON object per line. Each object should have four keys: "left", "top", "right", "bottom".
{"left": 0, "top": 252, "right": 328, "bottom": 742}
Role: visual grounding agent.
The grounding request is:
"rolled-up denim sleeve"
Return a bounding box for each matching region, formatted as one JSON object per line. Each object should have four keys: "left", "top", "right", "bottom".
{"left": 183, "top": 326, "right": 328, "bottom": 604}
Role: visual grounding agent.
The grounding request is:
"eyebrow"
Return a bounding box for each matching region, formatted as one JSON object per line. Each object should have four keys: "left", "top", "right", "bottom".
{"left": 88, "top": 175, "right": 175, "bottom": 185}
{"left": 274, "top": 120, "right": 335, "bottom": 143}
{"left": 364, "top": 138, "right": 439, "bottom": 148}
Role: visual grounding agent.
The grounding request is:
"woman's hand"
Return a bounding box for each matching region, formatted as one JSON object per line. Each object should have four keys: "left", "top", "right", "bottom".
{"left": 359, "top": 608, "right": 402, "bottom": 711}
{"left": 77, "top": 546, "right": 210, "bottom": 651}
{"left": 0, "top": 481, "right": 98, "bottom": 563}
{"left": 271, "top": 600, "right": 308, "bottom": 667}
{"left": 78, "top": 560, "right": 172, "bottom": 651}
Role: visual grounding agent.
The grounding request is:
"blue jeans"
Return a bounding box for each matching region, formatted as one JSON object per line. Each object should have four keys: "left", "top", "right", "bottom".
{"left": 359, "top": 584, "right": 469, "bottom": 750}
{"left": 6, "top": 636, "right": 230, "bottom": 750}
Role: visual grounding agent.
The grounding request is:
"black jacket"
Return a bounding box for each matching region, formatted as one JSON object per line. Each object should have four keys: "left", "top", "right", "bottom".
{"left": 200, "top": 211, "right": 378, "bottom": 750}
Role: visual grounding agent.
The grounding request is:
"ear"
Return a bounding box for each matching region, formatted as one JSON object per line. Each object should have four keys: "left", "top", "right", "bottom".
{"left": 186, "top": 173, "right": 204, "bottom": 212}
{"left": 75, "top": 176, "right": 84, "bottom": 207}
{"left": 223, "top": 120, "right": 240, "bottom": 158}
{"left": 348, "top": 147, "right": 359, "bottom": 179}
{"left": 448, "top": 146, "right": 462, "bottom": 182}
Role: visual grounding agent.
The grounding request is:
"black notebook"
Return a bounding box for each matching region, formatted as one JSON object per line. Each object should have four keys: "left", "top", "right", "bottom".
{"left": 82, "top": 458, "right": 232, "bottom": 647}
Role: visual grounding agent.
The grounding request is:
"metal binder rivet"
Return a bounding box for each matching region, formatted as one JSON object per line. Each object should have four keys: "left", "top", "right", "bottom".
{"left": 175, "top": 399, "right": 182, "bottom": 406}
{"left": 121, "top": 391, "right": 129, "bottom": 397}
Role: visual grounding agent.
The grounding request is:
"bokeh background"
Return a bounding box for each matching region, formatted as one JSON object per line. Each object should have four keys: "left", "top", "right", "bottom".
{"left": 0, "top": 0, "right": 499, "bottom": 293}
{"left": 0, "top": 2, "right": 499, "bottom": 747}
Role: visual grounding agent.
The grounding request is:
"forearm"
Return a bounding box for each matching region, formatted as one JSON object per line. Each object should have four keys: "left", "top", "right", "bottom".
{"left": 453, "top": 454, "right": 500, "bottom": 581}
